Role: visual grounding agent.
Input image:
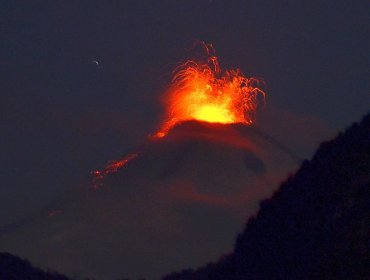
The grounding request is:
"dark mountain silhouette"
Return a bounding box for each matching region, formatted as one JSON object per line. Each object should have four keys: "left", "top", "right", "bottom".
{"left": 163, "top": 111, "right": 370, "bottom": 280}
{"left": 0, "top": 252, "right": 70, "bottom": 280}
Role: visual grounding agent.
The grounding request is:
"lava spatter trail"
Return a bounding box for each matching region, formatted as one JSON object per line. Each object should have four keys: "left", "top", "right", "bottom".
{"left": 92, "top": 152, "right": 139, "bottom": 189}
{"left": 92, "top": 42, "right": 265, "bottom": 188}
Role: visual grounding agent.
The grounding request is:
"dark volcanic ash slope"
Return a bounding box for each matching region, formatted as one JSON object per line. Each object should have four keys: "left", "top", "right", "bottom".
{"left": 164, "top": 112, "right": 370, "bottom": 280}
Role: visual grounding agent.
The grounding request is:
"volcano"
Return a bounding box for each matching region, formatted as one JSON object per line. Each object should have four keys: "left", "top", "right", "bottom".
{"left": 92, "top": 42, "right": 265, "bottom": 187}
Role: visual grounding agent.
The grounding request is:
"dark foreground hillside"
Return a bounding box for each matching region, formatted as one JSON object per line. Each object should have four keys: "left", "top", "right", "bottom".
{"left": 164, "top": 112, "right": 370, "bottom": 280}
{"left": 0, "top": 252, "right": 70, "bottom": 280}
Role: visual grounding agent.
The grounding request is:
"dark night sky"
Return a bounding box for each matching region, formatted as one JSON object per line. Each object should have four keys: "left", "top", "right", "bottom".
{"left": 0, "top": 1, "right": 369, "bottom": 279}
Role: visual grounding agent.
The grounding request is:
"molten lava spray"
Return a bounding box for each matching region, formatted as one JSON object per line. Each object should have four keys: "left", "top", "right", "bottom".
{"left": 92, "top": 42, "right": 265, "bottom": 188}
{"left": 156, "top": 43, "right": 265, "bottom": 138}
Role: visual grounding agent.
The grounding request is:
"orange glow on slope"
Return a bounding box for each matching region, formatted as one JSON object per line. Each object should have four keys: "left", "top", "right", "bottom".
{"left": 92, "top": 42, "right": 265, "bottom": 188}
{"left": 155, "top": 43, "right": 265, "bottom": 137}
{"left": 92, "top": 152, "right": 138, "bottom": 189}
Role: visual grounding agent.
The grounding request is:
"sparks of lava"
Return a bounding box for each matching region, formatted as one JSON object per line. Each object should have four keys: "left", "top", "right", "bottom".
{"left": 92, "top": 42, "right": 265, "bottom": 188}
{"left": 92, "top": 152, "right": 138, "bottom": 189}
{"left": 154, "top": 42, "right": 265, "bottom": 138}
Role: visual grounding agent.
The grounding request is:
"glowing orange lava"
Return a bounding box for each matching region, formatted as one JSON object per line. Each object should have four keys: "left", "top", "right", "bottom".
{"left": 155, "top": 43, "right": 265, "bottom": 137}
{"left": 92, "top": 42, "right": 265, "bottom": 188}
{"left": 92, "top": 152, "right": 138, "bottom": 189}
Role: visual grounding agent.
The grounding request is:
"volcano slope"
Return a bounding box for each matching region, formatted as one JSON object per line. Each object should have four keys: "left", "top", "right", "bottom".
{"left": 0, "top": 121, "right": 299, "bottom": 280}
{"left": 164, "top": 112, "right": 370, "bottom": 280}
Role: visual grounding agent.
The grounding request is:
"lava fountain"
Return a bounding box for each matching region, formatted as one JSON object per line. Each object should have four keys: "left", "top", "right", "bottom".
{"left": 92, "top": 42, "right": 265, "bottom": 188}
{"left": 156, "top": 43, "right": 265, "bottom": 137}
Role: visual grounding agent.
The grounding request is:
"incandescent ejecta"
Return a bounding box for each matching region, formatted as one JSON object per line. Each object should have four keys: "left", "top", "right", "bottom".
{"left": 93, "top": 42, "right": 265, "bottom": 187}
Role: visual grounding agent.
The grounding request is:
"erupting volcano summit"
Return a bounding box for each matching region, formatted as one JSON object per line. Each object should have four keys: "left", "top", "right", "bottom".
{"left": 93, "top": 42, "right": 266, "bottom": 187}
{"left": 156, "top": 42, "right": 265, "bottom": 137}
